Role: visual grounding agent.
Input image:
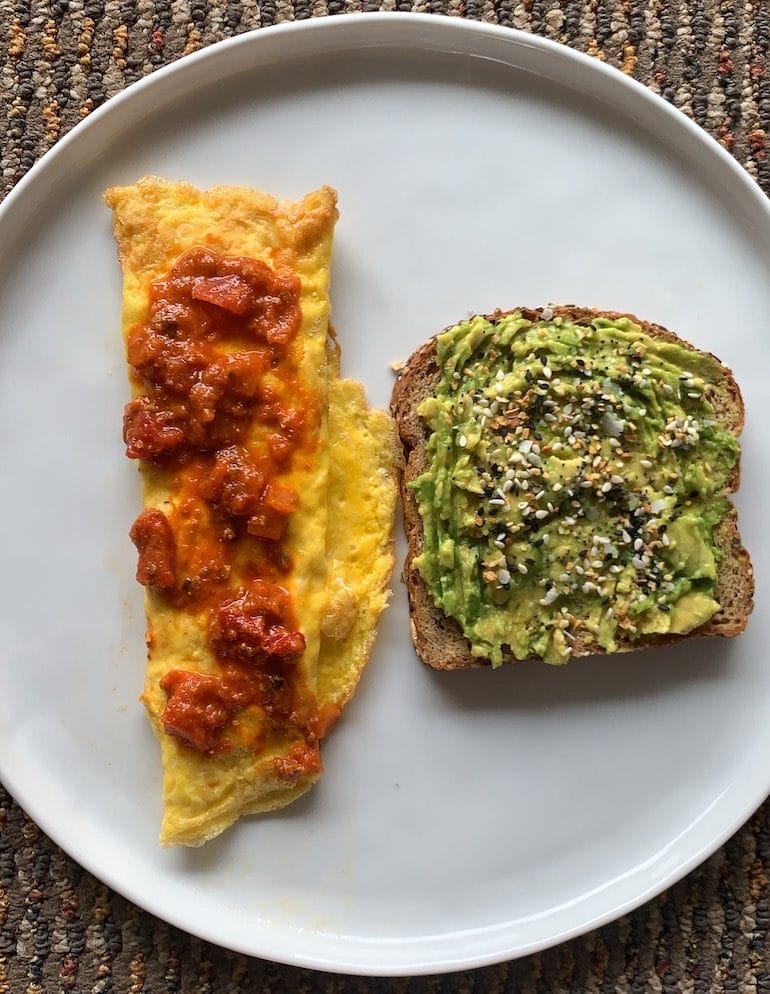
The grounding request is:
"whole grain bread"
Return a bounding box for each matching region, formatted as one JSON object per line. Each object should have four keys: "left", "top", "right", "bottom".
{"left": 391, "top": 306, "right": 754, "bottom": 670}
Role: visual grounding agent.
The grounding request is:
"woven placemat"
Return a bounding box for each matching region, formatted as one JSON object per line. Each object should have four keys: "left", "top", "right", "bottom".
{"left": 2, "top": 2, "right": 769, "bottom": 990}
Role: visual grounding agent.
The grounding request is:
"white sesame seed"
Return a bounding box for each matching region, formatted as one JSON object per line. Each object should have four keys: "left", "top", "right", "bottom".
{"left": 662, "top": 533, "right": 670, "bottom": 546}
{"left": 559, "top": 573, "right": 570, "bottom": 583}
{"left": 601, "top": 481, "right": 613, "bottom": 494}
{"left": 498, "top": 569, "right": 511, "bottom": 585}
{"left": 640, "top": 459, "right": 653, "bottom": 469}
{"left": 518, "top": 563, "right": 529, "bottom": 575}
{"left": 633, "top": 538, "right": 644, "bottom": 551}
{"left": 458, "top": 435, "right": 467, "bottom": 447}
{"left": 609, "top": 564, "right": 623, "bottom": 574}
{"left": 535, "top": 509, "right": 549, "bottom": 520}
{"left": 611, "top": 475, "right": 624, "bottom": 485}
{"left": 539, "top": 586, "right": 558, "bottom": 605}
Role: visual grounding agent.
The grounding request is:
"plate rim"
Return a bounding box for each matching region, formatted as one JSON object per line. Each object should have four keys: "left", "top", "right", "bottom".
{"left": 1, "top": 12, "right": 769, "bottom": 976}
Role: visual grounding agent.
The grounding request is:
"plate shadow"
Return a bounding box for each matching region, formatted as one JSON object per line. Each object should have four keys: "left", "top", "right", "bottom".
{"left": 425, "top": 635, "right": 740, "bottom": 713}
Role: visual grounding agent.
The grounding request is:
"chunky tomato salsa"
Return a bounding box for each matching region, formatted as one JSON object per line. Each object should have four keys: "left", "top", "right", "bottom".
{"left": 125, "top": 247, "right": 320, "bottom": 774}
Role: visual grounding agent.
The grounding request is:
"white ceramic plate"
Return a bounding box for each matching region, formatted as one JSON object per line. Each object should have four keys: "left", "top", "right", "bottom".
{"left": 0, "top": 13, "right": 769, "bottom": 977}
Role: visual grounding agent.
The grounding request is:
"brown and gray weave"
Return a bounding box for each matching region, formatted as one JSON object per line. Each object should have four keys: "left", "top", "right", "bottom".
{"left": 2, "top": 1, "right": 770, "bottom": 991}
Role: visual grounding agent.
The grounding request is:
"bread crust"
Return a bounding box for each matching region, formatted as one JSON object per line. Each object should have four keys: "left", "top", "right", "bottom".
{"left": 391, "top": 306, "right": 754, "bottom": 670}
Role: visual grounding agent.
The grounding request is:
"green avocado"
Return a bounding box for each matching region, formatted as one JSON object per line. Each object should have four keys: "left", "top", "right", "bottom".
{"left": 411, "top": 313, "right": 739, "bottom": 665}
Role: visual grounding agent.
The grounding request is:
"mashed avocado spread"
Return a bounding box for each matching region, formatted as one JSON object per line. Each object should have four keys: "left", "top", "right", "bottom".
{"left": 411, "top": 312, "right": 739, "bottom": 665}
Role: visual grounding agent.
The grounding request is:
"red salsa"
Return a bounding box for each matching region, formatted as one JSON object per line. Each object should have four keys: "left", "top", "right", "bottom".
{"left": 126, "top": 246, "right": 321, "bottom": 773}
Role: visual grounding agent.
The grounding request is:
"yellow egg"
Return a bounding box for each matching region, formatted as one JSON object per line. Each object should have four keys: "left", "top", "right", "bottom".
{"left": 105, "top": 178, "right": 398, "bottom": 846}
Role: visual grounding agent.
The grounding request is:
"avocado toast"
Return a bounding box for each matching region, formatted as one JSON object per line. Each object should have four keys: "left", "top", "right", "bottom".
{"left": 391, "top": 306, "right": 754, "bottom": 669}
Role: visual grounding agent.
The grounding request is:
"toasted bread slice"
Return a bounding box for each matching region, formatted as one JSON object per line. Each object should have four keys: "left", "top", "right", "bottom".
{"left": 391, "top": 306, "right": 754, "bottom": 670}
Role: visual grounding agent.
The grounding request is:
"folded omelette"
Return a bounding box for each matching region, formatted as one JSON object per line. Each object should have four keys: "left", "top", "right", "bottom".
{"left": 105, "top": 178, "right": 398, "bottom": 847}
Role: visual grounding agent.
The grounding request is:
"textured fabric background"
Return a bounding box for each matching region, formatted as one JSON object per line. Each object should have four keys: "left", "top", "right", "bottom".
{"left": 2, "top": 2, "right": 770, "bottom": 991}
